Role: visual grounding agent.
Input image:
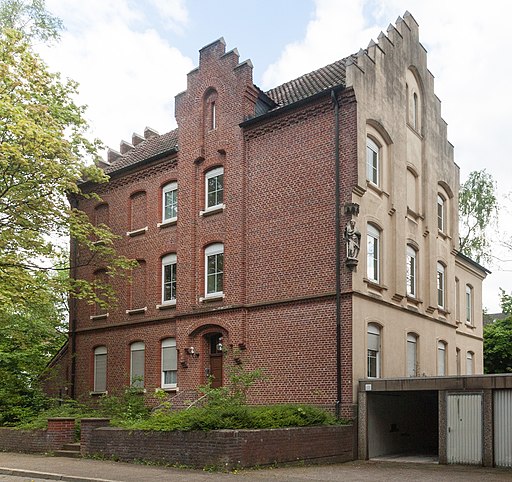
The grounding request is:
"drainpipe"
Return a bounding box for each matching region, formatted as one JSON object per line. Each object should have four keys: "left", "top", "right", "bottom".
{"left": 331, "top": 89, "right": 342, "bottom": 418}
{"left": 69, "top": 195, "right": 78, "bottom": 399}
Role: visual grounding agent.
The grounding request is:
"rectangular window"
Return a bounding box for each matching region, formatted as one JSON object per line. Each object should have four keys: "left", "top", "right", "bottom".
{"left": 366, "top": 138, "right": 379, "bottom": 185}
{"left": 407, "top": 334, "right": 417, "bottom": 377}
{"left": 130, "top": 342, "right": 144, "bottom": 388}
{"left": 94, "top": 347, "right": 107, "bottom": 393}
{"left": 406, "top": 246, "right": 417, "bottom": 297}
{"left": 162, "top": 182, "right": 177, "bottom": 222}
{"left": 466, "top": 285, "right": 473, "bottom": 324}
{"left": 367, "top": 225, "right": 380, "bottom": 283}
{"left": 367, "top": 325, "right": 380, "bottom": 378}
{"left": 161, "top": 338, "right": 177, "bottom": 388}
{"left": 162, "top": 254, "right": 177, "bottom": 303}
{"left": 466, "top": 352, "right": 474, "bottom": 375}
{"left": 205, "top": 167, "right": 224, "bottom": 209}
{"left": 437, "top": 263, "right": 445, "bottom": 308}
{"left": 438, "top": 342, "right": 446, "bottom": 376}
{"left": 205, "top": 244, "right": 224, "bottom": 296}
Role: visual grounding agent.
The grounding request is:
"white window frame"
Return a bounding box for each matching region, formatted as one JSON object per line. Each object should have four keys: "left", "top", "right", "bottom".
{"left": 366, "top": 138, "right": 379, "bottom": 186}
{"left": 130, "top": 341, "right": 145, "bottom": 388}
{"left": 161, "top": 182, "right": 177, "bottom": 224}
{"left": 465, "top": 284, "right": 473, "bottom": 325}
{"left": 438, "top": 341, "right": 447, "bottom": 376}
{"left": 94, "top": 346, "right": 107, "bottom": 393}
{"left": 437, "top": 194, "right": 446, "bottom": 232}
{"left": 161, "top": 254, "right": 177, "bottom": 305}
{"left": 466, "top": 351, "right": 474, "bottom": 375}
{"left": 406, "top": 245, "right": 417, "bottom": 297}
{"left": 367, "top": 324, "right": 381, "bottom": 378}
{"left": 407, "top": 333, "right": 418, "bottom": 377}
{"left": 367, "top": 224, "right": 380, "bottom": 283}
{"left": 437, "top": 262, "right": 445, "bottom": 309}
{"left": 161, "top": 338, "right": 177, "bottom": 389}
{"left": 205, "top": 167, "right": 224, "bottom": 210}
{"left": 204, "top": 243, "right": 224, "bottom": 298}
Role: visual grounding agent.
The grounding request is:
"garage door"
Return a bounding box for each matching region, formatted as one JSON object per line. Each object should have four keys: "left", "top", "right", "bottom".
{"left": 494, "top": 390, "right": 512, "bottom": 467}
{"left": 447, "top": 393, "right": 482, "bottom": 465}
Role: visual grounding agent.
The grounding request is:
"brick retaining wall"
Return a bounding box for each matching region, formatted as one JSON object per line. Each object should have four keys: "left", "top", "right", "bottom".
{"left": 0, "top": 418, "right": 75, "bottom": 453}
{"left": 83, "top": 424, "right": 354, "bottom": 469}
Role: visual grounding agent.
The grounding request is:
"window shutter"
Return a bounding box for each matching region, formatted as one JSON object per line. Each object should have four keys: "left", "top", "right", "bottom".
{"left": 94, "top": 354, "right": 107, "bottom": 392}
{"left": 368, "top": 332, "right": 380, "bottom": 351}
{"left": 162, "top": 345, "right": 177, "bottom": 371}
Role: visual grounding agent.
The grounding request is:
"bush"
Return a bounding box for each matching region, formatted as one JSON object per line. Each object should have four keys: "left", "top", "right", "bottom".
{"left": 129, "top": 404, "right": 342, "bottom": 432}
{"left": 98, "top": 386, "right": 150, "bottom": 425}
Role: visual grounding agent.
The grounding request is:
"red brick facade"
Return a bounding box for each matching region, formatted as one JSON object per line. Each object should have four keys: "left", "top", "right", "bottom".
{"left": 46, "top": 38, "right": 358, "bottom": 416}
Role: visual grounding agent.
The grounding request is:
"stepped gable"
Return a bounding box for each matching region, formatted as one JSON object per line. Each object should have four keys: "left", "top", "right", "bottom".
{"left": 265, "top": 55, "right": 354, "bottom": 109}
{"left": 104, "top": 128, "right": 178, "bottom": 175}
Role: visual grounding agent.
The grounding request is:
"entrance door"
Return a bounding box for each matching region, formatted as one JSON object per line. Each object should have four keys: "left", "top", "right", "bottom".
{"left": 447, "top": 393, "right": 482, "bottom": 465}
{"left": 207, "top": 333, "right": 223, "bottom": 388}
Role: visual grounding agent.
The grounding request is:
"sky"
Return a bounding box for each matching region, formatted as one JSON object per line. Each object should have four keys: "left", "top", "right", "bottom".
{"left": 39, "top": 0, "right": 511, "bottom": 312}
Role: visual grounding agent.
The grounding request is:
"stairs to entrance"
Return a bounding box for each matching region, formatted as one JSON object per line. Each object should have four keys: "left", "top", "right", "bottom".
{"left": 54, "top": 442, "right": 81, "bottom": 458}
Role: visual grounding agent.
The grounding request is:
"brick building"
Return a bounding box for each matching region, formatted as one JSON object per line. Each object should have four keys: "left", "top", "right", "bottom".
{"left": 49, "top": 12, "right": 488, "bottom": 418}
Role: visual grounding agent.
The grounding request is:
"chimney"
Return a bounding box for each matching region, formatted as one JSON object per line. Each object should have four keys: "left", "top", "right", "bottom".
{"left": 144, "top": 127, "right": 159, "bottom": 139}
{"left": 120, "top": 140, "right": 134, "bottom": 154}
{"left": 132, "top": 132, "right": 145, "bottom": 146}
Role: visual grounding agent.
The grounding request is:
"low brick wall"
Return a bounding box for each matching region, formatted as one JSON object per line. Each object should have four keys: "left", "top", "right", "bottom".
{"left": 83, "top": 425, "right": 354, "bottom": 469}
{"left": 0, "top": 418, "right": 75, "bottom": 453}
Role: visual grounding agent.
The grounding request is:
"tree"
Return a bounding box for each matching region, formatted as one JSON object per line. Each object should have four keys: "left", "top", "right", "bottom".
{"left": 0, "top": 28, "right": 133, "bottom": 310}
{"left": 458, "top": 169, "right": 498, "bottom": 264}
{"left": 0, "top": 0, "right": 62, "bottom": 43}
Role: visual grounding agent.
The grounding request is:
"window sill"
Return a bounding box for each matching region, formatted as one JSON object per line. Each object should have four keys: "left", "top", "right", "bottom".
{"left": 126, "top": 226, "right": 148, "bottom": 237}
{"left": 438, "top": 307, "right": 450, "bottom": 317}
{"left": 199, "top": 293, "right": 225, "bottom": 303}
{"left": 90, "top": 391, "right": 108, "bottom": 396}
{"left": 437, "top": 229, "right": 451, "bottom": 240}
{"left": 200, "top": 204, "right": 225, "bottom": 217}
{"left": 157, "top": 218, "right": 177, "bottom": 228}
{"left": 90, "top": 313, "right": 109, "bottom": 321}
{"left": 156, "top": 300, "right": 176, "bottom": 310}
{"left": 406, "top": 207, "right": 423, "bottom": 221}
{"left": 465, "top": 321, "right": 476, "bottom": 329}
{"left": 126, "top": 307, "right": 147, "bottom": 315}
{"left": 92, "top": 239, "right": 108, "bottom": 247}
{"left": 363, "top": 278, "right": 387, "bottom": 292}
{"left": 366, "top": 181, "right": 389, "bottom": 198}
{"left": 160, "top": 386, "right": 179, "bottom": 392}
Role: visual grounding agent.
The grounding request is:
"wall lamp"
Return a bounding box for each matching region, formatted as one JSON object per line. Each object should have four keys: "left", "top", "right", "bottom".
{"left": 185, "top": 346, "right": 199, "bottom": 357}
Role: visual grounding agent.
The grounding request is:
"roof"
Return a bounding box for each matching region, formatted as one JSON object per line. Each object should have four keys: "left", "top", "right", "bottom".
{"left": 455, "top": 251, "right": 491, "bottom": 275}
{"left": 103, "top": 129, "right": 178, "bottom": 175}
{"left": 102, "top": 55, "right": 354, "bottom": 176}
{"left": 265, "top": 57, "right": 351, "bottom": 108}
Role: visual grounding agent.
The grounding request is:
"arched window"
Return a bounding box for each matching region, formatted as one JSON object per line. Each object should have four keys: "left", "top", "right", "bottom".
{"left": 204, "top": 88, "right": 218, "bottom": 132}
{"left": 367, "top": 224, "right": 380, "bottom": 283}
{"left": 437, "top": 262, "right": 446, "bottom": 309}
{"left": 94, "top": 203, "right": 109, "bottom": 227}
{"left": 406, "top": 168, "right": 419, "bottom": 214}
{"left": 205, "top": 167, "right": 224, "bottom": 210}
{"left": 130, "top": 342, "right": 145, "bottom": 388}
{"left": 438, "top": 341, "right": 447, "bottom": 376}
{"left": 466, "top": 284, "right": 473, "bottom": 325}
{"left": 466, "top": 351, "right": 474, "bottom": 375}
{"left": 205, "top": 243, "right": 224, "bottom": 297}
{"left": 406, "top": 68, "right": 422, "bottom": 132}
{"left": 161, "top": 338, "right": 177, "bottom": 389}
{"left": 406, "top": 245, "right": 417, "bottom": 297}
{"left": 130, "top": 260, "right": 146, "bottom": 310}
{"left": 161, "top": 254, "right": 177, "bottom": 304}
{"left": 407, "top": 333, "right": 418, "bottom": 377}
{"left": 366, "top": 137, "right": 380, "bottom": 186}
{"left": 94, "top": 346, "right": 107, "bottom": 393}
{"left": 162, "top": 182, "right": 177, "bottom": 223}
{"left": 437, "top": 193, "right": 446, "bottom": 232}
{"left": 367, "top": 324, "right": 381, "bottom": 378}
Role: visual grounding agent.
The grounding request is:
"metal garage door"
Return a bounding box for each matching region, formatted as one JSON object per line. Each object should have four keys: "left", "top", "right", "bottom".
{"left": 494, "top": 390, "right": 512, "bottom": 467}
{"left": 447, "top": 393, "right": 482, "bottom": 465}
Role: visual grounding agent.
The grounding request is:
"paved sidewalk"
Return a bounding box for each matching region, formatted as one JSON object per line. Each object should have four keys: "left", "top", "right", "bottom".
{"left": 0, "top": 452, "right": 511, "bottom": 481}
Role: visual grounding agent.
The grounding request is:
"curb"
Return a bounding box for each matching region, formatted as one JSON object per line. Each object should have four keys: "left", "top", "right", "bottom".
{"left": 0, "top": 466, "right": 116, "bottom": 482}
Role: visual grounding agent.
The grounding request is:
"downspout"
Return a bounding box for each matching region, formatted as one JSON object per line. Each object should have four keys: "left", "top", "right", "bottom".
{"left": 331, "top": 89, "right": 342, "bottom": 418}
{"left": 69, "top": 195, "right": 78, "bottom": 399}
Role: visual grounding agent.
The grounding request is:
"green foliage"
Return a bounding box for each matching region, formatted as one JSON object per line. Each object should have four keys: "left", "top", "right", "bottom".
{"left": 130, "top": 404, "right": 341, "bottom": 432}
{"left": 483, "top": 314, "right": 512, "bottom": 374}
{"left": 98, "top": 386, "right": 151, "bottom": 425}
{"left": 0, "top": 0, "right": 62, "bottom": 43}
{"left": 499, "top": 288, "right": 512, "bottom": 315}
{"left": 459, "top": 169, "right": 498, "bottom": 263}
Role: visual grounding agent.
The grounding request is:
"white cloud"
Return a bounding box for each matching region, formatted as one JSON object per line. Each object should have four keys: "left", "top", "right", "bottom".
{"left": 149, "top": 0, "right": 188, "bottom": 33}
{"left": 39, "top": 0, "right": 194, "bottom": 152}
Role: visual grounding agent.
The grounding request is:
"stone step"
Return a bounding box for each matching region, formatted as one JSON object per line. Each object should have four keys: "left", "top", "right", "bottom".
{"left": 62, "top": 442, "right": 81, "bottom": 452}
{"left": 54, "top": 449, "right": 81, "bottom": 458}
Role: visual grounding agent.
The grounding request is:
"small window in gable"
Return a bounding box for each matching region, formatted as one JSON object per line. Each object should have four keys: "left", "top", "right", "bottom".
{"left": 204, "top": 89, "right": 218, "bottom": 132}
{"left": 406, "top": 68, "right": 422, "bottom": 132}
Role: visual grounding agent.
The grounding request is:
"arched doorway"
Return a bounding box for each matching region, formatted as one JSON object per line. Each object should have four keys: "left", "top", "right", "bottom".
{"left": 205, "top": 332, "right": 223, "bottom": 388}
